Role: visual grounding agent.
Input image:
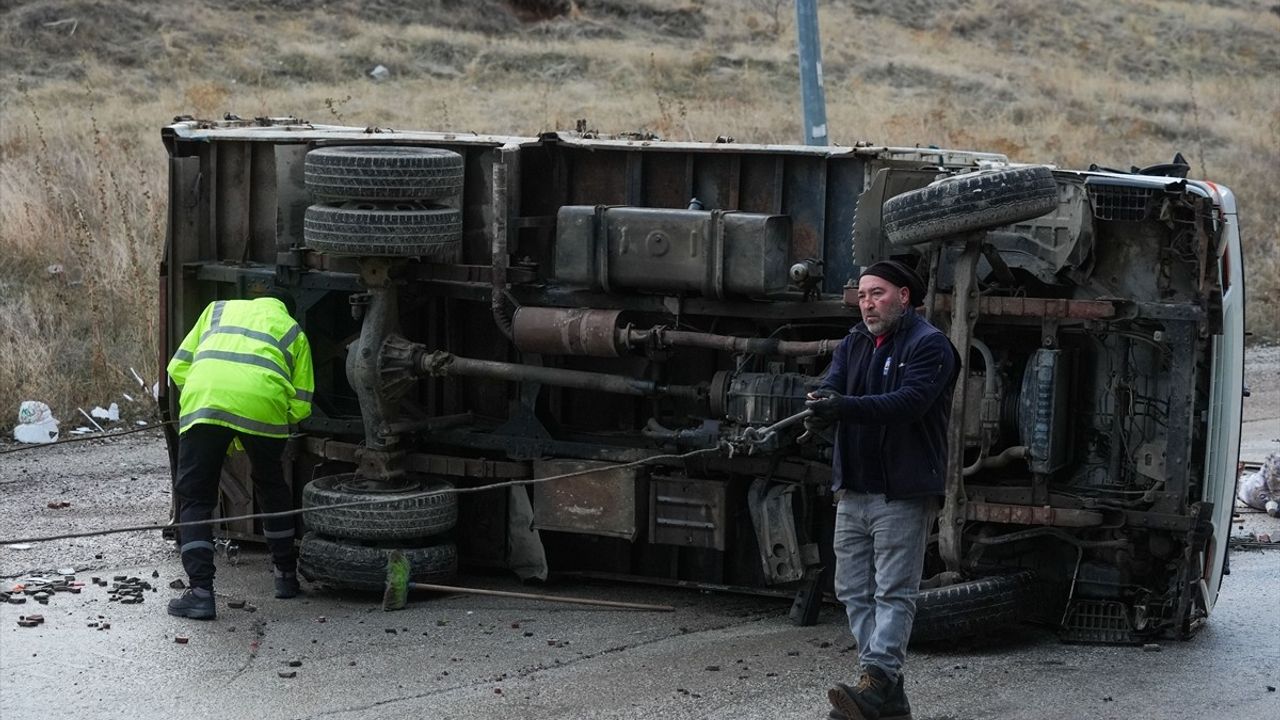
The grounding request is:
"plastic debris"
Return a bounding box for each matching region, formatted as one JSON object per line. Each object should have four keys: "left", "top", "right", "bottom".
{"left": 90, "top": 403, "right": 120, "bottom": 422}
{"left": 1237, "top": 453, "right": 1280, "bottom": 517}
{"left": 13, "top": 400, "right": 59, "bottom": 444}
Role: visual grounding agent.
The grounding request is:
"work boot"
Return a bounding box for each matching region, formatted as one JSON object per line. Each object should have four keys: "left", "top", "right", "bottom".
{"left": 830, "top": 673, "right": 911, "bottom": 720}
{"left": 274, "top": 568, "right": 301, "bottom": 599}
{"left": 827, "top": 665, "right": 894, "bottom": 720}
{"left": 167, "top": 588, "right": 216, "bottom": 620}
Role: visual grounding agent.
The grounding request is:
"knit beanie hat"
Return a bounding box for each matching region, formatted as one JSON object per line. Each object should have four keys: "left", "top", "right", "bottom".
{"left": 859, "top": 260, "right": 926, "bottom": 307}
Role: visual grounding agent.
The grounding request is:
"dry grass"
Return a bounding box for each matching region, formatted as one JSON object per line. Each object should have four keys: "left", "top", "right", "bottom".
{"left": 1, "top": 0, "right": 1277, "bottom": 426}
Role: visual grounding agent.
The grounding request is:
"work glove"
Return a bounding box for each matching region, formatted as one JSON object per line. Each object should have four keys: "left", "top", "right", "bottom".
{"left": 804, "top": 388, "right": 844, "bottom": 421}
{"left": 797, "top": 413, "right": 835, "bottom": 446}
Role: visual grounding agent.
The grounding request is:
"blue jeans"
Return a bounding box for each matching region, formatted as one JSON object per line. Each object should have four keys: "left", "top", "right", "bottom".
{"left": 833, "top": 491, "right": 936, "bottom": 681}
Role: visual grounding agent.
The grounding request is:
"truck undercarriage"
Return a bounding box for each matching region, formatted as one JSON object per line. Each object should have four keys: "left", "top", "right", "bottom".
{"left": 160, "top": 118, "right": 1244, "bottom": 644}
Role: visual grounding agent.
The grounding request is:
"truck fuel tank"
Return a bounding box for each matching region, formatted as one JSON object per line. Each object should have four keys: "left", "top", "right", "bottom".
{"left": 553, "top": 206, "right": 791, "bottom": 299}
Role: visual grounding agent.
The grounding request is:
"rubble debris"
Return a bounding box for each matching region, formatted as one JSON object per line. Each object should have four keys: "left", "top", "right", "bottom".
{"left": 227, "top": 600, "right": 246, "bottom": 609}
{"left": 169, "top": 579, "right": 186, "bottom": 590}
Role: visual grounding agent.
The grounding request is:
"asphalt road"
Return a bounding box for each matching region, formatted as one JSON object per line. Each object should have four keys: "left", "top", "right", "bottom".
{"left": 0, "top": 541, "right": 1277, "bottom": 720}
{"left": 1, "top": 345, "right": 1277, "bottom": 719}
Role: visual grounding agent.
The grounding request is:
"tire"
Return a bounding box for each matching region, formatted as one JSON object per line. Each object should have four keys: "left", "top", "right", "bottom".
{"left": 304, "top": 201, "right": 462, "bottom": 257}
{"left": 298, "top": 533, "right": 458, "bottom": 592}
{"left": 883, "top": 166, "right": 1058, "bottom": 246}
{"left": 910, "top": 570, "right": 1037, "bottom": 643}
{"left": 305, "top": 145, "right": 464, "bottom": 202}
{"left": 302, "top": 473, "right": 458, "bottom": 541}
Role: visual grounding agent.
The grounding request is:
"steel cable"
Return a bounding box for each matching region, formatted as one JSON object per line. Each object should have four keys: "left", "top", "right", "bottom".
{"left": 0, "top": 446, "right": 724, "bottom": 546}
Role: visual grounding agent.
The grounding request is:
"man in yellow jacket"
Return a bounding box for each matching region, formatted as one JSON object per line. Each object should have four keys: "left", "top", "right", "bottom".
{"left": 165, "top": 291, "right": 314, "bottom": 619}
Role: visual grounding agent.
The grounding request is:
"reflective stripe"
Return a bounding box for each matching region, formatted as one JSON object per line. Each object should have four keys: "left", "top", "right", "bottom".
{"left": 181, "top": 408, "right": 290, "bottom": 435}
{"left": 210, "top": 301, "right": 226, "bottom": 328}
{"left": 262, "top": 528, "right": 295, "bottom": 539}
{"left": 181, "top": 540, "right": 215, "bottom": 554}
{"left": 295, "top": 389, "right": 313, "bottom": 402}
{"left": 280, "top": 324, "right": 301, "bottom": 349}
{"left": 193, "top": 349, "right": 289, "bottom": 380}
{"left": 280, "top": 324, "right": 301, "bottom": 373}
{"left": 173, "top": 349, "right": 194, "bottom": 362}
{"left": 198, "top": 325, "right": 296, "bottom": 373}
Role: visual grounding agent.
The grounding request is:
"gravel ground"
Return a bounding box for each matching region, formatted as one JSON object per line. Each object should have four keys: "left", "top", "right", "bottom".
{"left": 0, "top": 433, "right": 173, "bottom": 578}
{"left": 1241, "top": 342, "right": 1280, "bottom": 463}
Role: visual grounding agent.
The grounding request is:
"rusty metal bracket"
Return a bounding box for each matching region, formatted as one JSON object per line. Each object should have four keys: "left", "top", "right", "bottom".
{"left": 964, "top": 501, "right": 1104, "bottom": 527}
{"left": 940, "top": 235, "right": 982, "bottom": 572}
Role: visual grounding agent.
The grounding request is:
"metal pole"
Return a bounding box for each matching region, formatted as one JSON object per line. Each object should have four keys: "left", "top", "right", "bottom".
{"left": 795, "top": 0, "right": 829, "bottom": 146}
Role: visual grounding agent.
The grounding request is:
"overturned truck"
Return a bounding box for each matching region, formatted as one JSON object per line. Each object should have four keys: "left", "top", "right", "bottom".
{"left": 160, "top": 117, "right": 1244, "bottom": 644}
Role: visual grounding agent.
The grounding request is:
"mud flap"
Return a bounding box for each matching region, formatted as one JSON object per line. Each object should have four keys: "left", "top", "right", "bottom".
{"left": 788, "top": 566, "right": 827, "bottom": 627}
{"left": 507, "top": 486, "right": 548, "bottom": 581}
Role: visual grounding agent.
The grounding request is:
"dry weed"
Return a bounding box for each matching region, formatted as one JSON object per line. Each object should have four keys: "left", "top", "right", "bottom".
{"left": 1, "top": 0, "right": 1277, "bottom": 429}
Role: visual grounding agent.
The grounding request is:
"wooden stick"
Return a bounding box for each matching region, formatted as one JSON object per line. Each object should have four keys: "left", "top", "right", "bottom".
{"left": 405, "top": 581, "right": 675, "bottom": 612}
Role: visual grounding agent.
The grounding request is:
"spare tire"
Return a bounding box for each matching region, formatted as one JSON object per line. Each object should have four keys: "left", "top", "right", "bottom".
{"left": 910, "top": 570, "right": 1038, "bottom": 643}
{"left": 298, "top": 533, "right": 457, "bottom": 592}
{"left": 304, "top": 201, "right": 462, "bottom": 257}
{"left": 302, "top": 473, "right": 458, "bottom": 541}
{"left": 883, "top": 166, "right": 1058, "bottom": 246}
{"left": 305, "top": 145, "right": 464, "bottom": 202}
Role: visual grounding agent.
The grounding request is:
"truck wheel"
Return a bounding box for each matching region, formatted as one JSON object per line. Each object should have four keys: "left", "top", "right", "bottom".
{"left": 304, "top": 201, "right": 462, "bottom": 257}
{"left": 302, "top": 473, "right": 458, "bottom": 541}
{"left": 883, "top": 166, "right": 1058, "bottom": 246}
{"left": 910, "top": 570, "right": 1037, "bottom": 643}
{"left": 305, "top": 145, "right": 464, "bottom": 202}
{"left": 298, "top": 533, "right": 457, "bottom": 591}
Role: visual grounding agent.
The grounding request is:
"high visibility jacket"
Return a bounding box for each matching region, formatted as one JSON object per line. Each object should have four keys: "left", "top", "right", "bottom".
{"left": 167, "top": 298, "right": 314, "bottom": 438}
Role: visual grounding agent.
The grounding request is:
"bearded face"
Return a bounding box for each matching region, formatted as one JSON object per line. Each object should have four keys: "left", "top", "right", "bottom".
{"left": 857, "top": 274, "right": 910, "bottom": 336}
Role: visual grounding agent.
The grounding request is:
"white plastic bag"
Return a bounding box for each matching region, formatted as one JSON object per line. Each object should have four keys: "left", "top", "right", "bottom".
{"left": 14, "top": 400, "right": 59, "bottom": 444}
{"left": 1238, "top": 453, "right": 1280, "bottom": 518}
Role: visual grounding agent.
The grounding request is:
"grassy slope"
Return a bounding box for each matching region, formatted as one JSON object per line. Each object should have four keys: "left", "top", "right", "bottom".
{"left": 1, "top": 0, "right": 1277, "bottom": 421}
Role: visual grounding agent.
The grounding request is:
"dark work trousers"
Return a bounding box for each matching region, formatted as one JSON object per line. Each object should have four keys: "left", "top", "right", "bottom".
{"left": 174, "top": 423, "right": 297, "bottom": 590}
